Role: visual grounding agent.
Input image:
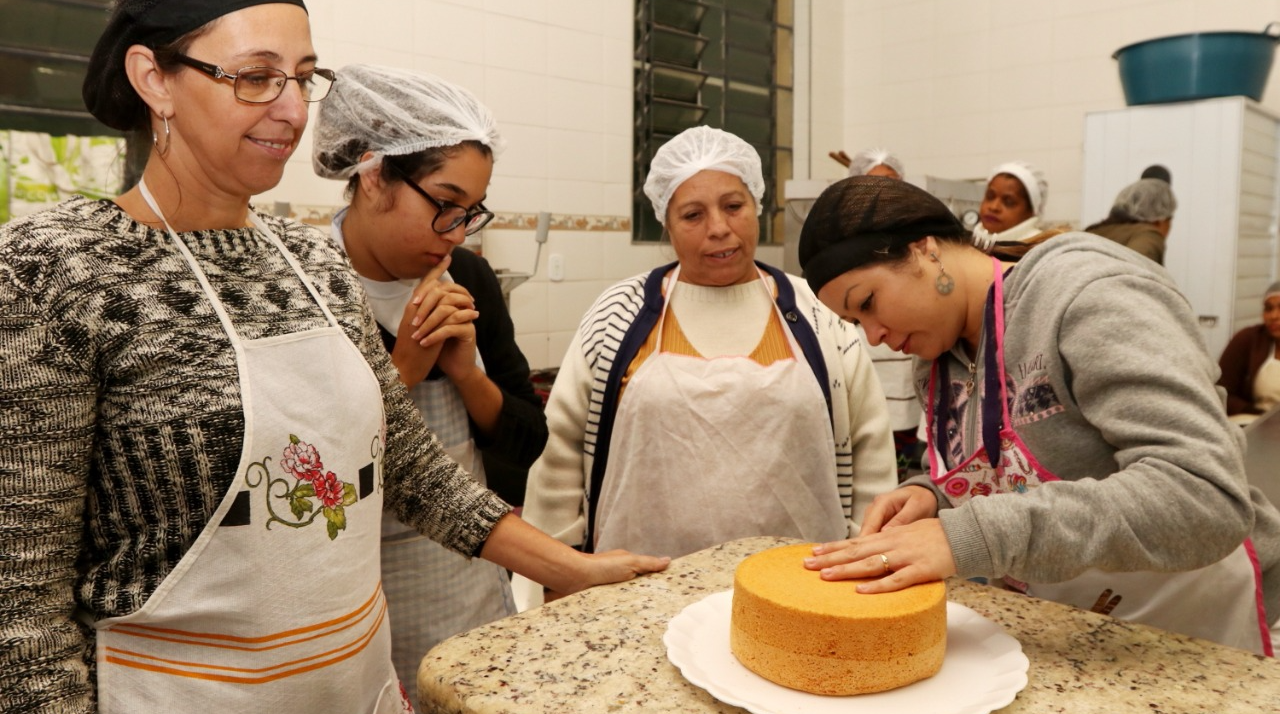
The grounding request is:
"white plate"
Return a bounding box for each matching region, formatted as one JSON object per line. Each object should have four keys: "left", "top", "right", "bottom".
{"left": 664, "top": 590, "right": 1029, "bottom": 714}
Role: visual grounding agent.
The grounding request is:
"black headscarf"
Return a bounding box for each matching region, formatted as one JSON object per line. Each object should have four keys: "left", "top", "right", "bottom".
{"left": 83, "top": 0, "right": 308, "bottom": 131}
{"left": 799, "top": 175, "right": 966, "bottom": 294}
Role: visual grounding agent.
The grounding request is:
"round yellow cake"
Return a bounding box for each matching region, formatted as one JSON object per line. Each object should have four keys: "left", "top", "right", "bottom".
{"left": 729, "top": 543, "right": 947, "bottom": 695}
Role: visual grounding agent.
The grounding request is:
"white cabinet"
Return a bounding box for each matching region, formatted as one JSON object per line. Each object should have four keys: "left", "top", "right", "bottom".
{"left": 1082, "top": 96, "right": 1280, "bottom": 360}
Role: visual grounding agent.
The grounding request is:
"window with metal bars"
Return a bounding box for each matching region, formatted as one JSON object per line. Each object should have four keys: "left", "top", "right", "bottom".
{"left": 633, "top": 0, "right": 793, "bottom": 244}
{"left": 0, "top": 0, "right": 113, "bottom": 137}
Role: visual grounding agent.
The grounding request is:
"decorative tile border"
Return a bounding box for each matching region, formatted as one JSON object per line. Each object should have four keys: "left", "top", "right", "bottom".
{"left": 283, "top": 203, "right": 631, "bottom": 233}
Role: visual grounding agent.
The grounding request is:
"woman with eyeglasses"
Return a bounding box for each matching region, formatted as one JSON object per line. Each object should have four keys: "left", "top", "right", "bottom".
{"left": 310, "top": 64, "right": 549, "bottom": 705}
{"left": 0, "top": 3, "right": 665, "bottom": 713}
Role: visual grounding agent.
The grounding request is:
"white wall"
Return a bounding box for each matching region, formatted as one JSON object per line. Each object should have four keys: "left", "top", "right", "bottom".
{"left": 825, "top": 0, "right": 1280, "bottom": 229}
{"left": 263, "top": 0, "right": 1280, "bottom": 369}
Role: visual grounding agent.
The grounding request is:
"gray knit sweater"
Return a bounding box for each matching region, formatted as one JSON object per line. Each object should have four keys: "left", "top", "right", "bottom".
{"left": 911, "top": 233, "right": 1280, "bottom": 624}
{"left": 0, "top": 197, "right": 510, "bottom": 713}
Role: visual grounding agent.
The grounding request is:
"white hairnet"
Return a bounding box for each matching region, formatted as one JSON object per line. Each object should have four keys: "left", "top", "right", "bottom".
{"left": 312, "top": 64, "right": 503, "bottom": 180}
{"left": 989, "top": 161, "right": 1048, "bottom": 216}
{"left": 1112, "top": 178, "right": 1176, "bottom": 222}
{"left": 847, "top": 147, "right": 905, "bottom": 178}
{"left": 642, "top": 126, "right": 765, "bottom": 226}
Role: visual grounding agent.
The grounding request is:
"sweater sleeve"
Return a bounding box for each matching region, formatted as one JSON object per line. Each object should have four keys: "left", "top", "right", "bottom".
{"left": 829, "top": 312, "right": 898, "bottom": 525}
{"left": 0, "top": 242, "right": 96, "bottom": 712}
{"left": 941, "top": 273, "right": 1254, "bottom": 584}
{"left": 521, "top": 330, "right": 594, "bottom": 548}
{"left": 352, "top": 281, "right": 513, "bottom": 556}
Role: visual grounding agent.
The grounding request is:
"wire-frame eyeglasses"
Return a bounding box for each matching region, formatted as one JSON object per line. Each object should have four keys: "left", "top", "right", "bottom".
{"left": 170, "top": 53, "right": 336, "bottom": 103}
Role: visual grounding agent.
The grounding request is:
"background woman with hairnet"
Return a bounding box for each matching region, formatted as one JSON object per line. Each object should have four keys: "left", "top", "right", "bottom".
{"left": 0, "top": 5, "right": 666, "bottom": 711}
{"left": 311, "top": 64, "right": 548, "bottom": 705}
{"left": 1084, "top": 176, "right": 1177, "bottom": 264}
{"left": 521, "top": 126, "right": 897, "bottom": 602}
{"left": 798, "top": 175, "right": 1280, "bottom": 655}
{"left": 971, "top": 160, "right": 1053, "bottom": 249}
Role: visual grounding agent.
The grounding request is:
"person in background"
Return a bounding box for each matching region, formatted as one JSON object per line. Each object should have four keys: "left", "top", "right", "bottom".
{"left": 0, "top": 3, "right": 666, "bottom": 712}
{"left": 799, "top": 175, "right": 1280, "bottom": 655}
{"left": 1218, "top": 281, "right": 1280, "bottom": 425}
{"left": 1084, "top": 176, "right": 1177, "bottom": 264}
{"left": 847, "top": 147, "right": 905, "bottom": 180}
{"left": 971, "top": 160, "right": 1050, "bottom": 249}
{"left": 845, "top": 147, "right": 920, "bottom": 479}
{"left": 311, "top": 64, "right": 549, "bottom": 706}
{"left": 522, "top": 126, "right": 897, "bottom": 601}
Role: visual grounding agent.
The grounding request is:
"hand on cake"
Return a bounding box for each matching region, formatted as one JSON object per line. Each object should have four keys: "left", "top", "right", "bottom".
{"left": 804, "top": 517, "right": 957, "bottom": 594}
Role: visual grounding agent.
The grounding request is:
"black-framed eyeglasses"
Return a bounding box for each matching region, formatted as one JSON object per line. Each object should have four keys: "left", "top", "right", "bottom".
{"left": 393, "top": 169, "right": 495, "bottom": 236}
{"left": 170, "top": 53, "right": 336, "bottom": 103}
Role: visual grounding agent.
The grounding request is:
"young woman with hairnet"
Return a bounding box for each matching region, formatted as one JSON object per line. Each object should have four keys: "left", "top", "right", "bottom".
{"left": 798, "top": 175, "right": 1280, "bottom": 655}
{"left": 520, "top": 126, "right": 897, "bottom": 602}
{"left": 310, "top": 64, "right": 549, "bottom": 705}
{"left": 0, "top": 4, "right": 665, "bottom": 711}
{"left": 972, "top": 160, "right": 1053, "bottom": 249}
{"left": 1085, "top": 177, "right": 1177, "bottom": 264}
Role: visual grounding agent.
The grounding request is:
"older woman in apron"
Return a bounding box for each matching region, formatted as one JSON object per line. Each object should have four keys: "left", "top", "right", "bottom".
{"left": 799, "top": 176, "right": 1280, "bottom": 657}
{"left": 519, "top": 127, "right": 897, "bottom": 606}
{"left": 0, "top": 4, "right": 664, "bottom": 712}
{"left": 312, "top": 65, "right": 549, "bottom": 706}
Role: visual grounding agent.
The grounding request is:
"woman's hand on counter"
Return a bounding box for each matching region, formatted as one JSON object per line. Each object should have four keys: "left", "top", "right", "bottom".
{"left": 480, "top": 513, "right": 670, "bottom": 598}
{"left": 804, "top": 517, "right": 957, "bottom": 594}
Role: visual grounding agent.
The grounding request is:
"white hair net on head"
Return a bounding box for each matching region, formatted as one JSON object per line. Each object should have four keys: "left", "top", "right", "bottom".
{"left": 989, "top": 160, "right": 1048, "bottom": 216}
{"left": 1112, "top": 178, "right": 1176, "bottom": 222}
{"left": 847, "top": 148, "right": 905, "bottom": 178}
{"left": 312, "top": 64, "right": 503, "bottom": 180}
{"left": 642, "top": 126, "right": 764, "bottom": 226}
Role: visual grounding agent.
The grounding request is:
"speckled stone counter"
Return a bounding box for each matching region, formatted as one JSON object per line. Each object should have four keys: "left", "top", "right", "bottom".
{"left": 417, "top": 536, "right": 1280, "bottom": 713}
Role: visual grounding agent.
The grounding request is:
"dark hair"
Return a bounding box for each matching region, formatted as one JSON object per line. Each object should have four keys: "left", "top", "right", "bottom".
{"left": 345, "top": 140, "right": 493, "bottom": 202}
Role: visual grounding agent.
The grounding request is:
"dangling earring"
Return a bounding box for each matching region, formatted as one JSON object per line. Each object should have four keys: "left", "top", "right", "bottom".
{"left": 152, "top": 114, "right": 171, "bottom": 157}
{"left": 932, "top": 252, "right": 955, "bottom": 295}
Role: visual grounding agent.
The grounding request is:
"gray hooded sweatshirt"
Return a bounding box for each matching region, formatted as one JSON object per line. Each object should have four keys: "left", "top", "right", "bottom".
{"left": 911, "top": 233, "right": 1280, "bottom": 625}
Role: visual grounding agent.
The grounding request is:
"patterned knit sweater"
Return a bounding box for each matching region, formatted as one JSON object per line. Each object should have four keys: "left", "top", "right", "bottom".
{"left": 0, "top": 197, "right": 511, "bottom": 713}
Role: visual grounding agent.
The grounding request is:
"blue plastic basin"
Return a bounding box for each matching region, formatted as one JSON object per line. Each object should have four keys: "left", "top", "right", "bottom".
{"left": 1113, "top": 24, "right": 1280, "bottom": 106}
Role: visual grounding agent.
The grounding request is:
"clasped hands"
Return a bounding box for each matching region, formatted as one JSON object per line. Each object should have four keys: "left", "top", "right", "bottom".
{"left": 391, "top": 253, "right": 481, "bottom": 386}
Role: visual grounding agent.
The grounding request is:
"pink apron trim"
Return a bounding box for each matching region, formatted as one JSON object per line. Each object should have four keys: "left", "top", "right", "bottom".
{"left": 1244, "top": 538, "right": 1275, "bottom": 657}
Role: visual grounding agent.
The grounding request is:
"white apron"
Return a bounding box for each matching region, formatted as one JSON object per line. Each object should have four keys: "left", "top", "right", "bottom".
{"left": 1253, "top": 353, "right": 1280, "bottom": 414}
{"left": 928, "top": 257, "right": 1272, "bottom": 656}
{"left": 94, "top": 182, "right": 411, "bottom": 713}
{"left": 593, "top": 266, "right": 846, "bottom": 558}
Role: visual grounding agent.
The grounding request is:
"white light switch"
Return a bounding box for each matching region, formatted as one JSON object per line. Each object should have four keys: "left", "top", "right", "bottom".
{"left": 548, "top": 253, "right": 565, "bottom": 282}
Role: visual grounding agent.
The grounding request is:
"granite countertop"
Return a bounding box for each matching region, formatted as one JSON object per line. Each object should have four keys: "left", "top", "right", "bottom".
{"left": 417, "top": 536, "right": 1280, "bottom": 713}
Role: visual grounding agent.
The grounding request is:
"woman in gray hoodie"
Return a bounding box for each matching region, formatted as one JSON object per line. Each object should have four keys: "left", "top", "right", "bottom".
{"left": 798, "top": 175, "right": 1280, "bottom": 656}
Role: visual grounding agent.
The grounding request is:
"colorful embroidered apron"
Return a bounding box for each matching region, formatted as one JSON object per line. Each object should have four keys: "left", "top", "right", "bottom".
{"left": 93, "top": 182, "right": 411, "bottom": 712}
{"left": 593, "top": 266, "right": 846, "bottom": 558}
{"left": 928, "top": 257, "right": 1272, "bottom": 656}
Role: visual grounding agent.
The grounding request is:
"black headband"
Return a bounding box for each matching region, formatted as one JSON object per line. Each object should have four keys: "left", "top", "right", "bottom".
{"left": 83, "top": 0, "right": 309, "bottom": 131}
{"left": 799, "top": 176, "right": 966, "bottom": 294}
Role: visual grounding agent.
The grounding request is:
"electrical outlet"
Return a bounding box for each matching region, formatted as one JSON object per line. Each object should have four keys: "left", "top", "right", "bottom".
{"left": 549, "top": 253, "right": 564, "bottom": 282}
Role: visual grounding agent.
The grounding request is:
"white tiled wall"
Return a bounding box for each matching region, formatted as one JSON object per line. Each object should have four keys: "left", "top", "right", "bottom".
{"left": 825, "top": 0, "right": 1280, "bottom": 229}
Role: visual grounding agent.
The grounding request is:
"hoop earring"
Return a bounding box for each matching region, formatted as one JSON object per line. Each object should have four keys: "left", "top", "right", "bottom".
{"left": 152, "top": 114, "right": 171, "bottom": 158}
{"left": 932, "top": 252, "right": 955, "bottom": 295}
